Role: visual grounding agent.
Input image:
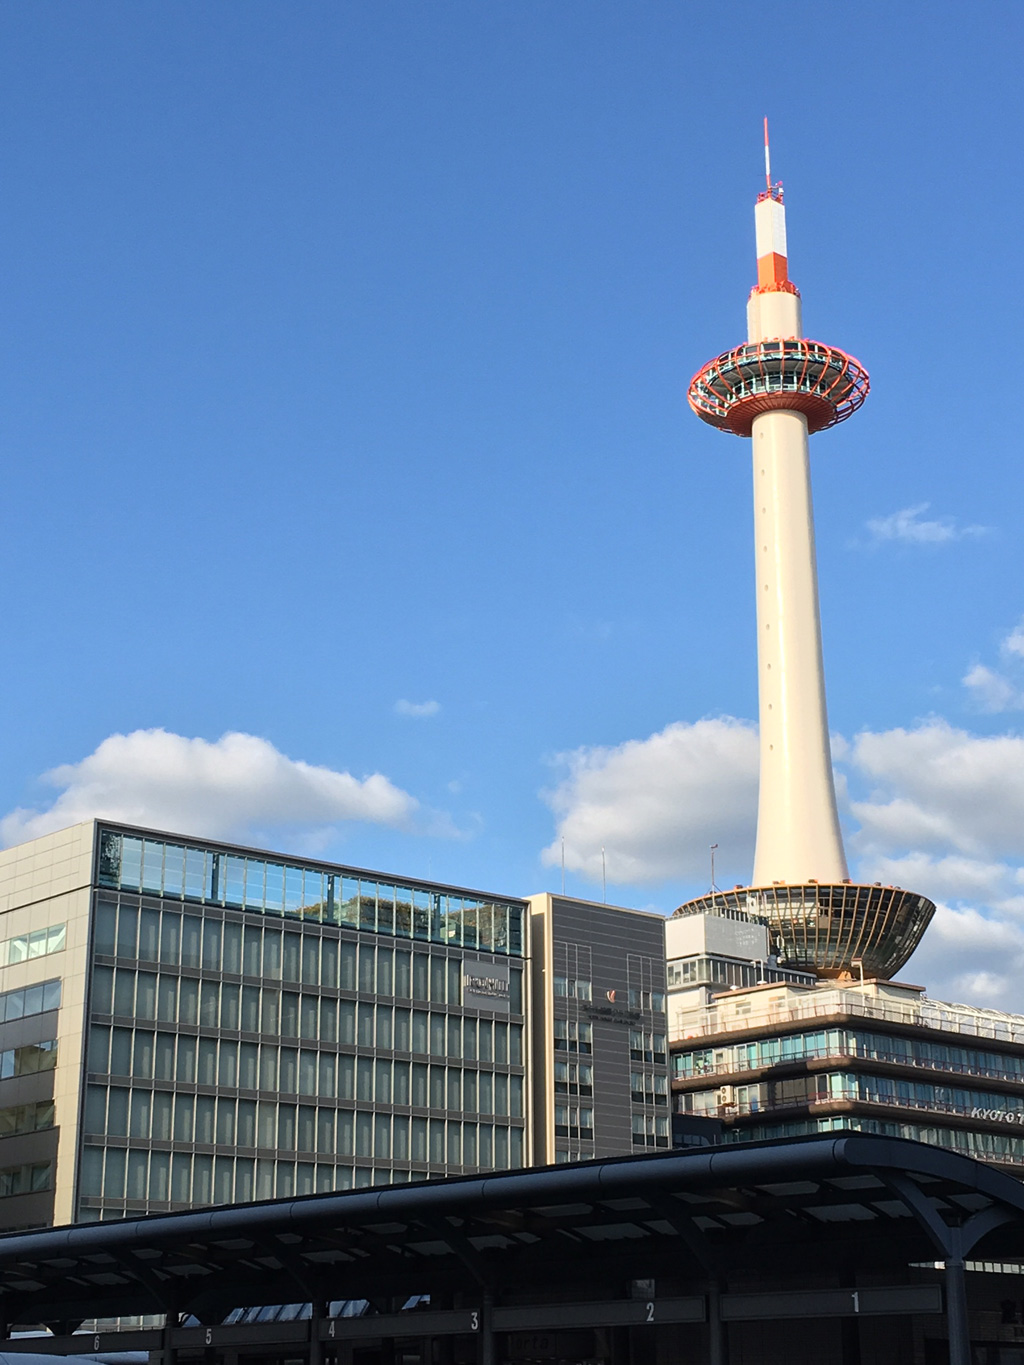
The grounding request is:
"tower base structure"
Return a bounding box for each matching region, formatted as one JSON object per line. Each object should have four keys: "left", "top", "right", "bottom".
{"left": 673, "top": 882, "right": 936, "bottom": 981}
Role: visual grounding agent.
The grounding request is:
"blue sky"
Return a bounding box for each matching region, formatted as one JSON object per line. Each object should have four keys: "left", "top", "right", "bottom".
{"left": 3, "top": 2, "right": 1024, "bottom": 1003}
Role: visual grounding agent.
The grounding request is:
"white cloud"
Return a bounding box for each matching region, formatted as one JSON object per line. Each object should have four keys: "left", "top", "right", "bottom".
{"left": 823, "top": 720, "right": 1024, "bottom": 1007}
{"left": 541, "top": 717, "right": 758, "bottom": 887}
{"left": 865, "top": 502, "right": 988, "bottom": 545}
{"left": 901, "top": 905, "right": 1024, "bottom": 1009}
{"left": 962, "top": 620, "right": 1024, "bottom": 712}
{"left": 849, "top": 720, "right": 1024, "bottom": 861}
{"left": 0, "top": 729, "right": 419, "bottom": 848}
{"left": 539, "top": 710, "right": 1024, "bottom": 1007}
{"left": 962, "top": 663, "right": 1024, "bottom": 712}
{"left": 395, "top": 699, "right": 441, "bottom": 718}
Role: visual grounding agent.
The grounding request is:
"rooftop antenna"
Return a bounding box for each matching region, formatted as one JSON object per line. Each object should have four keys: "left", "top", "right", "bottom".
{"left": 601, "top": 845, "right": 607, "bottom": 903}
{"left": 710, "top": 843, "right": 719, "bottom": 895}
{"left": 561, "top": 836, "right": 565, "bottom": 895}
{"left": 763, "top": 116, "right": 771, "bottom": 193}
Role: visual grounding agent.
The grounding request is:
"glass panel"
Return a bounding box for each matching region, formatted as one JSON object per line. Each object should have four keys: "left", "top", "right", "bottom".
{"left": 95, "top": 901, "right": 116, "bottom": 956}
{"left": 394, "top": 888, "right": 413, "bottom": 938}
{"left": 184, "top": 847, "right": 207, "bottom": 902}
{"left": 413, "top": 891, "right": 430, "bottom": 941}
{"left": 202, "top": 920, "right": 222, "bottom": 971}
{"left": 115, "top": 906, "right": 137, "bottom": 959}
{"left": 492, "top": 904, "right": 509, "bottom": 954}
{"left": 113, "top": 969, "right": 135, "bottom": 1016}
{"left": 138, "top": 909, "right": 160, "bottom": 963}
{"left": 178, "top": 978, "right": 198, "bottom": 1026}
{"left": 441, "top": 895, "right": 460, "bottom": 947}
{"left": 264, "top": 863, "right": 284, "bottom": 913}
{"left": 285, "top": 866, "right": 304, "bottom": 915}
{"left": 245, "top": 860, "right": 267, "bottom": 911}
{"left": 141, "top": 841, "right": 164, "bottom": 894}
{"left": 159, "top": 913, "right": 181, "bottom": 966}
{"left": 359, "top": 945, "right": 375, "bottom": 994}
{"left": 121, "top": 837, "right": 143, "bottom": 889}
{"left": 163, "top": 845, "right": 185, "bottom": 899}
{"left": 359, "top": 881, "right": 377, "bottom": 933}
{"left": 136, "top": 974, "right": 157, "bottom": 1020}
{"left": 321, "top": 938, "right": 339, "bottom": 989}
{"left": 324, "top": 875, "right": 339, "bottom": 926}
{"left": 177, "top": 1037, "right": 196, "bottom": 1084}
{"left": 223, "top": 922, "right": 242, "bottom": 974}
{"left": 98, "top": 831, "right": 122, "bottom": 887}
{"left": 104, "top": 1146, "right": 126, "bottom": 1198}
{"left": 303, "top": 870, "right": 324, "bottom": 919}
{"left": 181, "top": 916, "right": 202, "bottom": 968}
{"left": 338, "top": 879, "right": 359, "bottom": 927}
{"left": 264, "top": 930, "right": 282, "bottom": 979}
{"left": 302, "top": 937, "right": 319, "bottom": 985}
{"left": 461, "top": 899, "right": 478, "bottom": 951}
{"left": 224, "top": 857, "right": 246, "bottom": 908}
{"left": 243, "top": 926, "right": 262, "bottom": 977}
{"left": 376, "top": 884, "right": 395, "bottom": 935}
{"left": 340, "top": 942, "right": 356, "bottom": 990}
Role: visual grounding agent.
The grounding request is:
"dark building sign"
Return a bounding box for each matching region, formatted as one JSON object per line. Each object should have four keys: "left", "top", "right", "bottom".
{"left": 463, "top": 959, "right": 511, "bottom": 1013}
{"left": 581, "top": 1001, "right": 642, "bottom": 1027}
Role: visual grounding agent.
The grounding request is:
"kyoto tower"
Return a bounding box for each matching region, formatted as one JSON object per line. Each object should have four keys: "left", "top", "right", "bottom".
{"left": 673, "top": 126, "right": 935, "bottom": 979}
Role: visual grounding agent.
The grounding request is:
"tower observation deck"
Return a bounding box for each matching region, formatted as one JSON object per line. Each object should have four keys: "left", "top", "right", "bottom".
{"left": 673, "top": 129, "right": 934, "bottom": 981}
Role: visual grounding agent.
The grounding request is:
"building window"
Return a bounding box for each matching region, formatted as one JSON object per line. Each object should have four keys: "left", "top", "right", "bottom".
{"left": 0, "top": 1039, "right": 57, "bottom": 1079}
{"left": 627, "top": 989, "right": 666, "bottom": 1012}
{"left": 629, "top": 1029, "right": 666, "bottom": 1064}
{"left": 554, "top": 1105, "right": 594, "bottom": 1142}
{"left": 553, "top": 976, "right": 593, "bottom": 1001}
{"left": 0, "top": 924, "right": 66, "bottom": 968}
{"left": 631, "top": 1113, "right": 669, "bottom": 1148}
{"left": 630, "top": 1072, "right": 668, "bottom": 1106}
{"left": 554, "top": 1020, "right": 593, "bottom": 1054}
{"left": 0, "top": 1161, "right": 52, "bottom": 1197}
{"left": 554, "top": 1060, "right": 594, "bottom": 1097}
{"left": 0, "top": 1101, "right": 55, "bottom": 1138}
{"left": 0, "top": 979, "right": 61, "bottom": 1023}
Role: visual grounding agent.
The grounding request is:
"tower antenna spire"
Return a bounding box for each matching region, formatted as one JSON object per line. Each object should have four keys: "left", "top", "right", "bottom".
{"left": 763, "top": 116, "right": 771, "bottom": 193}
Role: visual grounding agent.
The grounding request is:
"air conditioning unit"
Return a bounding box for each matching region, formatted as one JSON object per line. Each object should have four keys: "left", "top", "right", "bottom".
{"left": 717, "top": 1085, "right": 735, "bottom": 1105}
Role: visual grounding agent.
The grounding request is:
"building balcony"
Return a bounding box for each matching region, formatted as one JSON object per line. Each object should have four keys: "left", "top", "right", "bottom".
{"left": 672, "top": 986, "right": 1024, "bottom": 1050}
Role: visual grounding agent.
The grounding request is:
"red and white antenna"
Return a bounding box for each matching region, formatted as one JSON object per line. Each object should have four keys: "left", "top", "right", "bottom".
{"left": 755, "top": 120, "right": 788, "bottom": 289}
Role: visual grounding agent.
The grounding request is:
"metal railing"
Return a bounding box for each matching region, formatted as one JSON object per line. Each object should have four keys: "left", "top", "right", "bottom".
{"left": 685, "top": 1092, "right": 1024, "bottom": 1126}
{"left": 674, "top": 1046, "right": 1024, "bottom": 1088}
{"left": 673, "top": 990, "right": 1024, "bottom": 1048}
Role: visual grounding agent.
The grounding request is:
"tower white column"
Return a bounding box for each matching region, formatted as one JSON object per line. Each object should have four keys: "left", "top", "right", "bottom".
{"left": 746, "top": 241, "right": 848, "bottom": 884}
{"left": 679, "top": 135, "right": 935, "bottom": 981}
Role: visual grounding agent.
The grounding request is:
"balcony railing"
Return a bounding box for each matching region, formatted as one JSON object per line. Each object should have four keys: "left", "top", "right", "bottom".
{"left": 682, "top": 1091, "right": 1024, "bottom": 1132}
{"left": 674, "top": 1045, "right": 1024, "bottom": 1088}
{"left": 673, "top": 991, "right": 1024, "bottom": 1048}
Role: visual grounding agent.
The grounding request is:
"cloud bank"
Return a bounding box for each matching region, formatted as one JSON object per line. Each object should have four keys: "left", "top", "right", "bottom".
{"left": 543, "top": 714, "right": 1024, "bottom": 1008}
{"left": 0, "top": 729, "right": 419, "bottom": 848}
{"left": 542, "top": 718, "right": 758, "bottom": 886}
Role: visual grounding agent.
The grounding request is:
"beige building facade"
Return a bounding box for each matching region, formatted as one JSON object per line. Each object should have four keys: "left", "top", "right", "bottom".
{"left": 0, "top": 821, "right": 532, "bottom": 1230}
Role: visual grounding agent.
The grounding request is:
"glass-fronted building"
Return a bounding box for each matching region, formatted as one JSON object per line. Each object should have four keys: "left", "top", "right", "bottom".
{"left": 0, "top": 822, "right": 529, "bottom": 1230}
{"left": 671, "top": 977, "right": 1024, "bottom": 1174}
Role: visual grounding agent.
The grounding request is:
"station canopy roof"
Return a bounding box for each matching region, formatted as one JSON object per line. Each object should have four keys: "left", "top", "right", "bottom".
{"left": 2, "top": 1134, "right": 1024, "bottom": 1328}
